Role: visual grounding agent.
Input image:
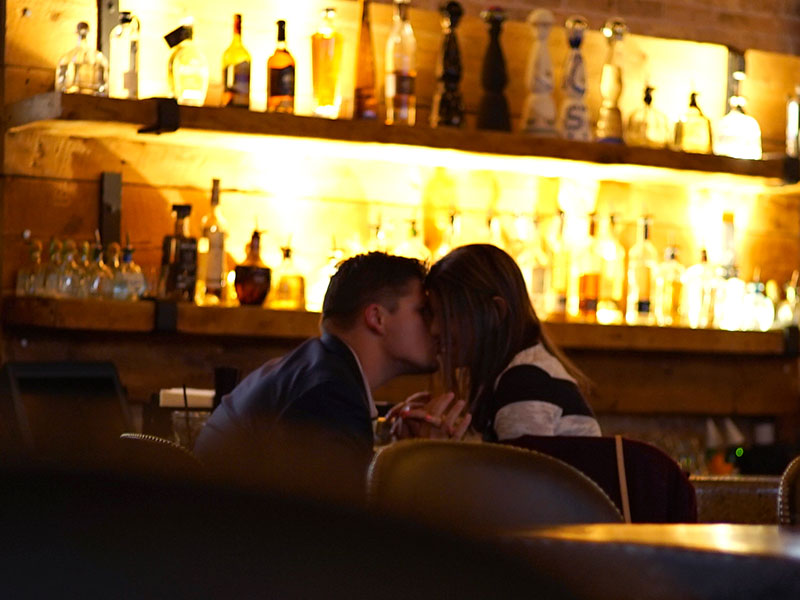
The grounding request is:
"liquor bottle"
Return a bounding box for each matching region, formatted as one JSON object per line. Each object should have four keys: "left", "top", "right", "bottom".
{"left": 394, "top": 219, "right": 431, "bottom": 264}
{"left": 654, "top": 245, "right": 685, "bottom": 327}
{"left": 42, "top": 237, "right": 63, "bottom": 298}
{"left": 267, "top": 20, "right": 296, "bottom": 113}
{"left": 684, "top": 249, "right": 717, "bottom": 329}
{"left": 112, "top": 234, "right": 146, "bottom": 301}
{"left": 165, "top": 18, "right": 209, "bottom": 106}
{"left": 775, "top": 271, "right": 799, "bottom": 327}
{"left": 476, "top": 7, "right": 510, "bottom": 131}
{"left": 108, "top": 12, "right": 139, "bottom": 99}
{"left": 385, "top": 0, "right": 416, "bottom": 126}
{"left": 434, "top": 210, "right": 463, "bottom": 260}
{"left": 743, "top": 269, "right": 775, "bottom": 332}
{"left": 714, "top": 212, "right": 745, "bottom": 331}
{"left": 786, "top": 86, "right": 800, "bottom": 158}
{"left": 234, "top": 229, "right": 271, "bottom": 306}
{"left": 558, "top": 15, "right": 591, "bottom": 141}
{"left": 595, "top": 214, "right": 625, "bottom": 325}
{"left": 571, "top": 215, "right": 601, "bottom": 322}
{"left": 431, "top": 1, "right": 464, "bottom": 128}
{"left": 221, "top": 14, "right": 251, "bottom": 108}
{"left": 515, "top": 217, "right": 550, "bottom": 317}
{"left": 521, "top": 9, "right": 556, "bottom": 136}
{"left": 268, "top": 245, "right": 306, "bottom": 311}
{"left": 56, "top": 22, "right": 108, "bottom": 96}
{"left": 547, "top": 212, "right": 569, "bottom": 322}
{"left": 16, "top": 239, "right": 43, "bottom": 297}
{"left": 56, "top": 240, "right": 83, "bottom": 298}
{"left": 674, "top": 92, "right": 712, "bottom": 154}
{"left": 85, "top": 234, "right": 113, "bottom": 298}
{"left": 159, "top": 204, "right": 198, "bottom": 302}
{"left": 714, "top": 80, "right": 762, "bottom": 159}
{"left": 307, "top": 238, "right": 344, "bottom": 312}
{"left": 312, "top": 8, "right": 344, "bottom": 119}
{"left": 596, "top": 19, "right": 627, "bottom": 143}
{"left": 196, "top": 179, "right": 227, "bottom": 305}
{"left": 625, "top": 216, "right": 658, "bottom": 326}
{"left": 353, "top": 0, "right": 378, "bottom": 119}
{"left": 626, "top": 86, "right": 670, "bottom": 148}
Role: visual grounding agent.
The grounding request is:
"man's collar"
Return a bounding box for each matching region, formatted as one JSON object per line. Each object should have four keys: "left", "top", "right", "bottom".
{"left": 320, "top": 333, "right": 377, "bottom": 419}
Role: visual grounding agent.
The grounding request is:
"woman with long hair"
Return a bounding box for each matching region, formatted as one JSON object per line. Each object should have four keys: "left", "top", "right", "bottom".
{"left": 425, "top": 243, "right": 600, "bottom": 441}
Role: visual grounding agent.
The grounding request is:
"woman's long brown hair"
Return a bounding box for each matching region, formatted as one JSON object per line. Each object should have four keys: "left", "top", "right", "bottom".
{"left": 426, "top": 244, "right": 592, "bottom": 434}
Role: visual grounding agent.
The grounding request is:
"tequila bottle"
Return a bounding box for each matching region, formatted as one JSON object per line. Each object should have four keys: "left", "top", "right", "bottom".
{"left": 16, "top": 239, "right": 43, "bottom": 297}
{"left": 234, "top": 229, "right": 271, "bottom": 306}
{"left": 353, "top": 0, "right": 379, "bottom": 119}
{"left": 165, "top": 19, "right": 208, "bottom": 106}
{"left": 312, "top": 8, "right": 344, "bottom": 119}
{"left": 655, "top": 245, "right": 685, "bottom": 327}
{"left": 743, "top": 270, "right": 775, "bottom": 332}
{"left": 112, "top": 235, "right": 146, "bottom": 301}
{"left": 786, "top": 86, "right": 800, "bottom": 158}
{"left": 85, "top": 237, "right": 113, "bottom": 298}
{"left": 108, "top": 12, "right": 139, "bottom": 99}
{"left": 431, "top": 1, "right": 464, "bottom": 128}
{"left": 714, "top": 98, "right": 762, "bottom": 159}
{"left": 269, "top": 245, "right": 306, "bottom": 311}
{"left": 714, "top": 212, "right": 745, "bottom": 330}
{"left": 558, "top": 15, "right": 590, "bottom": 141}
{"left": 516, "top": 217, "right": 550, "bottom": 317}
{"left": 57, "top": 240, "right": 83, "bottom": 298}
{"left": 56, "top": 22, "right": 108, "bottom": 96}
{"left": 434, "top": 211, "right": 463, "bottom": 260}
{"left": 626, "top": 86, "right": 670, "bottom": 148}
{"left": 547, "top": 212, "right": 569, "bottom": 322}
{"left": 476, "top": 7, "right": 510, "bottom": 131}
{"left": 571, "top": 215, "right": 600, "bottom": 322}
{"left": 385, "top": 0, "right": 416, "bottom": 126}
{"left": 196, "top": 179, "right": 228, "bottom": 304}
{"left": 596, "top": 19, "right": 627, "bottom": 143}
{"left": 595, "top": 214, "right": 625, "bottom": 325}
{"left": 521, "top": 9, "right": 556, "bottom": 136}
{"left": 674, "top": 92, "right": 712, "bottom": 154}
{"left": 625, "top": 217, "right": 658, "bottom": 325}
{"left": 268, "top": 20, "right": 296, "bottom": 113}
{"left": 684, "top": 249, "right": 717, "bottom": 329}
{"left": 42, "top": 237, "right": 63, "bottom": 298}
{"left": 307, "top": 238, "right": 344, "bottom": 313}
{"left": 222, "top": 14, "right": 251, "bottom": 108}
{"left": 394, "top": 219, "right": 431, "bottom": 264}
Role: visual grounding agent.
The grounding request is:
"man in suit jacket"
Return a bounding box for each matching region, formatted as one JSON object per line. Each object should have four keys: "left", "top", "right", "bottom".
{"left": 195, "top": 252, "right": 465, "bottom": 500}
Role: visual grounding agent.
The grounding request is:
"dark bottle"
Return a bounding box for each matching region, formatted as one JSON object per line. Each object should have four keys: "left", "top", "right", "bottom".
{"left": 476, "top": 7, "right": 511, "bottom": 131}
{"left": 234, "top": 229, "right": 271, "bottom": 306}
{"left": 159, "top": 204, "right": 197, "bottom": 301}
{"left": 267, "top": 20, "right": 295, "bottom": 113}
{"left": 353, "top": 0, "right": 378, "bottom": 119}
{"left": 431, "top": 1, "right": 464, "bottom": 128}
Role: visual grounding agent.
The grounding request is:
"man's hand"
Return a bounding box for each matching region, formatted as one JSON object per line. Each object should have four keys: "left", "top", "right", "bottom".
{"left": 386, "top": 391, "right": 471, "bottom": 441}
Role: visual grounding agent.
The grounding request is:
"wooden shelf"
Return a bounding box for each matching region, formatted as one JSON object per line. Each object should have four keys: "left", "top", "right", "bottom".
{"left": 3, "top": 296, "right": 791, "bottom": 355}
{"left": 3, "top": 92, "right": 789, "bottom": 187}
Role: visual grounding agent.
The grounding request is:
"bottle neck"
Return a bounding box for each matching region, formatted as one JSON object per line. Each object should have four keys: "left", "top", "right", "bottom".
{"left": 175, "top": 217, "right": 188, "bottom": 237}
{"left": 233, "top": 15, "right": 242, "bottom": 37}
{"left": 394, "top": 2, "right": 409, "bottom": 22}
{"left": 637, "top": 220, "right": 650, "bottom": 242}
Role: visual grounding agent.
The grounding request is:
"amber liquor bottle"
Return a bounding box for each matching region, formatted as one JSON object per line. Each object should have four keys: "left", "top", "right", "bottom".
{"left": 354, "top": 0, "right": 378, "bottom": 119}
{"left": 159, "top": 204, "right": 198, "bottom": 302}
{"left": 267, "top": 20, "right": 295, "bottom": 113}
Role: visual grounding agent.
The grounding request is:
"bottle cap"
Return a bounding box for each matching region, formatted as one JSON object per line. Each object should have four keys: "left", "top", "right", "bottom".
{"left": 165, "top": 25, "right": 192, "bottom": 48}
{"left": 172, "top": 204, "right": 192, "bottom": 219}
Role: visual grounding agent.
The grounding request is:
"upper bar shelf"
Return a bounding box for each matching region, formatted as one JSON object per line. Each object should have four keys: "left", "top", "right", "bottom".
{"left": 3, "top": 92, "right": 789, "bottom": 188}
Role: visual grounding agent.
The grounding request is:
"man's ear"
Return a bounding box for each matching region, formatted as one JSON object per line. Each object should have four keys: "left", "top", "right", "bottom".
{"left": 363, "top": 303, "right": 385, "bottom": 334}
{"left": 492, "top": 296, "right": 508, "bottom": 320}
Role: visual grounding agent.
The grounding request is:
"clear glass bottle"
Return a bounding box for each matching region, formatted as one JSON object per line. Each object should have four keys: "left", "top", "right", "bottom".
{"left": 196, "top": 179, "right": 227, "bottom": 305}
{"left": 312, "top": 8, "right": 344, "bottom": 119}
{"left": 85, "top": 240, "right": 113, "bottom": 298}
{"left": 234, "top": 229, "right": 272, "bottom": 306}
{"left": 515, "top": 217, "right": 550, "bottom": 318}
{"left": 106, "top": 242, "right": 122, "bottom": 276}
{"left": 222, "top": 14, "right": 251, "bottom": 108}
{"left": 786, "top": 85, "right": 800, "bottom": 158}
{"left": 714, "top": 212, "right": 745, "bottom": 330}
{"left": 595, "top": 214, "right": 625, "bottom": 325}
{"left": 743, "top": 270, "right": 775, "bottom": 332}
{"left": 655, "top": 245, "right": 685, "bottom": 327}
{"left": 434, "top": 211, "right": 463, "bottom": 260}
{"left": 56, "top": 21, "right": 108, "bottom": 96}
{"left": 354, "top": 0, "right": 378, "bottom": 119}
{"left": 714, "top": 97, "right": 762, "bottom": 159}
{"left": 165, "top": 18, "right": 208, "bottom": 107}
{"left": 16, "top": 239, "right": 43, "bottom": 297}
{"left": 56, "top": 240, "right": 83, "bottom": 298}
{"left": 112, "top": 235, "right": 147, "bottom": 301}
{"left": 385, "top": 0, "right": 417, "bottom": 126}
{"left": 571, "top": 215, "right": 600, "bottom": 323}
{"left": 394, "top": 219, "right": 431, "bottom": 264}
{"left": 547, "top": 212, "right": 569, "bottom": 322}
{"left": 625, "top": 216, "right": 658, "bottom": 326}
{"left": 108, "top": 12, "right": 139, "bottom": 99}
{"left": 684, "top": 249, "right": 717, "bottom": 329}
{"left": 269, "top": 245, "right": 306, "bottom": 311}
{"left": 268, "top": 20, "right": 295, "bottom": 113}
{"left": 42, "top": 237, "right": 63, "bottom": 298}
{"left": 674, "top": 92, "right": 712, "bottom": 154}
{"left": 596, "top": 19, "right": 627, "bottom": 142}
{"left": 307, "top": 238, "right": 344, "bottom": 313}
{"left": 626, "top": 86, "right": 670, "bottom": 148}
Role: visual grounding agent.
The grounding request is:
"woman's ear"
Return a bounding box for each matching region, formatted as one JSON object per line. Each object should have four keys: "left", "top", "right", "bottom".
{"left": 492, "top": 296, "right": 508, "bottom": 320}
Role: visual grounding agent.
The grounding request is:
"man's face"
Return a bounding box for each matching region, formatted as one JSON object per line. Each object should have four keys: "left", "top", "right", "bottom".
{"left": 382, "top": 279, "right": 439, "bottom": 375}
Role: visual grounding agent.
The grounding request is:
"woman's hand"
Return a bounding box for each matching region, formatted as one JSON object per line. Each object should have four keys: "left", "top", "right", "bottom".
{"left": 387, "top": 391, "right": 471, "bottom": 441}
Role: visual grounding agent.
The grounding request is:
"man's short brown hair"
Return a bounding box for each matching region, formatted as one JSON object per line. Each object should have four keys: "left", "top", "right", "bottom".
{"left": 321, "top": 252, "right": 427, "bottom": 330}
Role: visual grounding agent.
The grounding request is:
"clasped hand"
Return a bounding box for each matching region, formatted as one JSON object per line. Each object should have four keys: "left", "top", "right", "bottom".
{"left": 385, "top": 391, "right": 471, "bottom": 441}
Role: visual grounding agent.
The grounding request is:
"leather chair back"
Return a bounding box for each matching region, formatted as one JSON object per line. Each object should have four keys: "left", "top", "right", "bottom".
{"left": 779, "top": 454, "right": 800, "bottom": 525}
{"left": 117, "top": 432, "right": 202, "bottom": 478}
{"left": 368, "top": 439, "right": 623, "bottom": 534}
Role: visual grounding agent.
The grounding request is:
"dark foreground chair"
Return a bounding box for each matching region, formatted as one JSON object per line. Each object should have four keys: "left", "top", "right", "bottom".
{"left": 117, "top": 432, "right": 203, "bottom": 478}
{"left": 503, "top": 435, "right": 697, "bottom": 523}
{"left": 778, "top": 454, "right": 800, "bottom": 524}
{"left": 368, "top": 440, "right": 622, "bottom": 534}
{"left": 0, "top": 460, "right": 579, "bottom": 599}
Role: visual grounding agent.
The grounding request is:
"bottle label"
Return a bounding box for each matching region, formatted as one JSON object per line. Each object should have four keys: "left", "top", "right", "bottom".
{"left": 206, "top": 231, "right": 225, "bottom": 292}
{"left": 125, "top": 40, "right": 138, "bottom": 97}
{"left": 637, "top": 299, "right": 651, "bottom": 314}
{"left": 269, "top": 65, "right": 295, "bottom": 97}
{"left": 387, "top": 72, "right": 415, "bottom": 97}
{"left": 224, "top": 61, "right": 250, "bottom": 106}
